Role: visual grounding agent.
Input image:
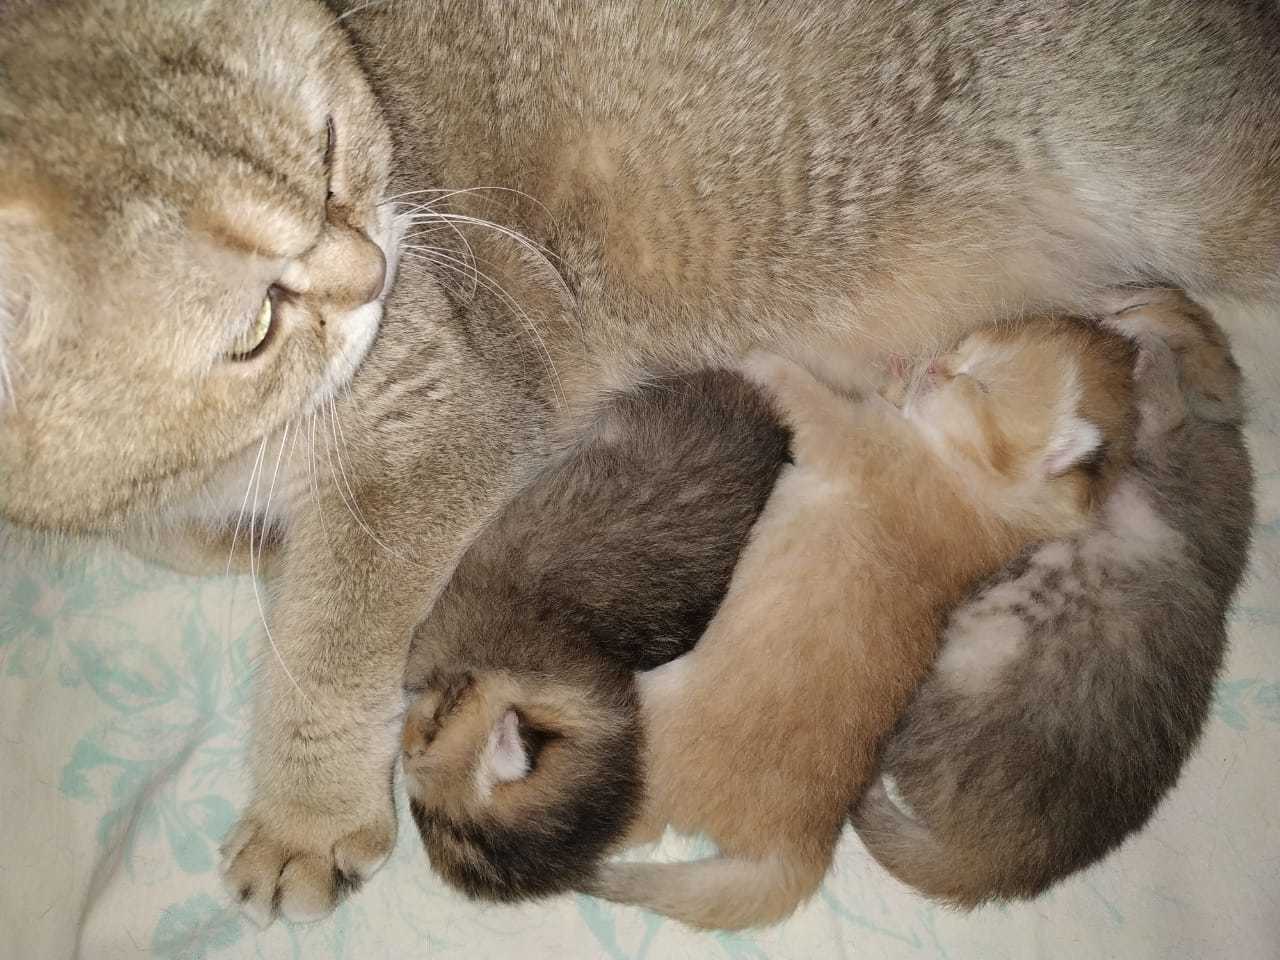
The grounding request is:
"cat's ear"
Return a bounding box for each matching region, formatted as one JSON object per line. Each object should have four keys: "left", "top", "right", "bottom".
{"left": 1042, "top": 414, "right": 1102, "bottom": 477}
{"left": 486, "top": 709, "right": 530, "bottom": 784}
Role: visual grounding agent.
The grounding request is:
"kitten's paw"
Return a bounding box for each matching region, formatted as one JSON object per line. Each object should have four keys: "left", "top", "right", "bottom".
{"left": 1131, "top": 336, "right": 1187, "bottom": 446}
{"left": 739, "top": 348, "right": 794, "bottom": 383}
{"left": 1096, "top": 287, "right": 1206, "bottom": 349}
{"left": 740, "top": 351, "right": 840, "bottom": 416}
{"left": 220, "top": 802, "right": 395, "bottom": 927}
{"left": 1096, "top": 285, "right": 1193, "bottom": 322}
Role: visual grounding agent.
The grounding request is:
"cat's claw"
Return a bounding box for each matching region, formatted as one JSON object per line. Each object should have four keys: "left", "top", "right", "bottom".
{"left": 219, "top": 806, "right": 395, "bottom": 926}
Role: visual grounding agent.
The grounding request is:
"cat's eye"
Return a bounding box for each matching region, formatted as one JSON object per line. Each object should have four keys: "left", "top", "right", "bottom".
{"left": 228, "top": 287, "right": 280, "bottom": 361}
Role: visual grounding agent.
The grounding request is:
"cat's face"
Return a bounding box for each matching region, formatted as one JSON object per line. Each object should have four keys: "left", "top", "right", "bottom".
{"left": 0, "top": 0, "right": 395, "bottom": 531}
{"left": 402, "top": 668, "right": 641, "bottom": 901}
{"left": 882, "top": 318, "right": 1135, "bottom": 522}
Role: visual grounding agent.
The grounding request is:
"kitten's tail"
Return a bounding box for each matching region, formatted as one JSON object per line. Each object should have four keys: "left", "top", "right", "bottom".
{"left": 584, "top": 852, "right": 826, "bottom": 931}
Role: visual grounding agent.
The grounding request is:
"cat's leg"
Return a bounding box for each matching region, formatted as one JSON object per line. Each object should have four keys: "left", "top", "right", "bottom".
{"left": 219, "top": 369, "right": 546, "bottom": 926}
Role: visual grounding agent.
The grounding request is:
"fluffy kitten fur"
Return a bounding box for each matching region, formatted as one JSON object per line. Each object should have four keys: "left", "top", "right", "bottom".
{"left": 404, "top": 319, "right": 1136, "bottom": 930}
{"left": 402, "top": 369, "right": 790, "bottom": 900}
{"left": 853, "top": 288, "right": 1254, "bottom": 905}
{"left": 1, "top": 0, "right": 1275, "bottom": 922}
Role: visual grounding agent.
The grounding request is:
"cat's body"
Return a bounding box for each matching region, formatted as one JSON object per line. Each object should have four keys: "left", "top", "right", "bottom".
{"left": 854, "top": 288, "right": 1255, "bottom": 906}
{"left": 0, "top": 0, "right": 1274, "bottom": 921}
{"left": 402, "top": 369, "right": 791, "bottom": 900}
{"left": 404, "top": 319, "right": 1138, "bottom": 930}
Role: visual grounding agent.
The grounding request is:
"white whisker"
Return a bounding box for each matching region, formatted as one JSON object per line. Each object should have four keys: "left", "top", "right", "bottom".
{"left": 249, "top": 426, "right": 310, "bottom": 704}
{"left": 0, "top": 349, "right": 15, "bottom": 413}
{"left": 387, "top": 185, "right": 561, "bottom": 228}
{"left": 321, "top": 398, "right": 412, "bottom": 563}
{"left": 257, "top": 422, "right": 292, "bottom": 572}
{"left": 336, "top": 0, "right": 399, "bottom": 22}
{"left": 305, "top": 413, "right": 332, "bottom": 550}
{"left": 227, "top": 437, "right": 268, "bottom": 577}
{"left": 400, "top": 247, "right": 567, "bottom": 404}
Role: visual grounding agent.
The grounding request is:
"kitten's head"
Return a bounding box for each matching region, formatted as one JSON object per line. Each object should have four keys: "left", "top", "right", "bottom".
{"left": 0, "top": 0, "right": 395, "bottom": 531}
{"left": 402, "top": 664, "right": 642, "bottom": 902}
{"left": 883, "top": 318, "right": 1136, "bottom": 532}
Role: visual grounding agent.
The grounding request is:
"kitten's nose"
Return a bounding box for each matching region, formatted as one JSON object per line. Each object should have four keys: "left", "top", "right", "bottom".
{"left": 402, "top": 714, "right": 430, "bottom": 760}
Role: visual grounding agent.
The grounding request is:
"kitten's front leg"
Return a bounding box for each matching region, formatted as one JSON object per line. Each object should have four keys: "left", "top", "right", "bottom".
{"left": 219, "top": 378, "right": 543, "bottom": 926}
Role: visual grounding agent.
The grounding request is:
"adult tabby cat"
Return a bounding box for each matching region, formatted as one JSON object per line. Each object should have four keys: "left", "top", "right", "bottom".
{"left": 0, "top": 0, "right": 1275, "bottom": 924}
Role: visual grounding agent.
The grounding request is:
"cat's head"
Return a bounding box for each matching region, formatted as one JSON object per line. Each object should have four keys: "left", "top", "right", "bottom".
{"left": 402, "top": 665, "right": 642, "bottom": 902}
{"left": 0, "top": 0, "right": 395, "bottom": 532}
{"left": 882, "top": 317, "right": 1136, "bottom": 532}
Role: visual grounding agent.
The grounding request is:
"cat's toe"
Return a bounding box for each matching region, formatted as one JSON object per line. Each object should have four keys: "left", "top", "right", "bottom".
{"left": 219, "top": 808, "right": 396, "bottom": 926}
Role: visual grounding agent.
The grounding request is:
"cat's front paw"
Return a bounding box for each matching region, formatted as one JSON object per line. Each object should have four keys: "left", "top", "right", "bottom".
{"left": 220, "top": 799, "right": 396, "bottom": 927}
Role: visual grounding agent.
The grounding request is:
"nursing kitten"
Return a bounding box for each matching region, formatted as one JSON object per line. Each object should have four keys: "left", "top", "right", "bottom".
{"left": 853, "top": 288, "right": 1254, "bottom": 906}
{"left": 404, "top": 318, "right": 1136, "bottom": 930}
{"left": 402, "top": 369, "right": 790, "bottom": 900}
{"left": 2, "top": 0, "right": 1276, "bottom": 922}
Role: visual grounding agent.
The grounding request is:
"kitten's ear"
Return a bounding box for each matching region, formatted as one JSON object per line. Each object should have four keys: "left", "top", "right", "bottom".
{"left": 486, "top": 709, "right": 530, "bottom": 784}
{"left": 1042, "top": 414, "right": 1102, "bottom": 477}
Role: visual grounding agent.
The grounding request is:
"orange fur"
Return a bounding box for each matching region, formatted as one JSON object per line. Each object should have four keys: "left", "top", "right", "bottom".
{"left": 593, "top": 318, "right": 1135, "bottom": 930}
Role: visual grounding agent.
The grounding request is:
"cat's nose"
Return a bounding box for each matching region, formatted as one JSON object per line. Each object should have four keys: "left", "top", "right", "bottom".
{"left": 293, "top": 224, "right": 387, "bottom": 310}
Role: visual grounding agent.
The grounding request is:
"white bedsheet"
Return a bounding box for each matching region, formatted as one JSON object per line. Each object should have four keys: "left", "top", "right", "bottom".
{"left": 3, "top": 297, "right": 1278, "bottom": 960}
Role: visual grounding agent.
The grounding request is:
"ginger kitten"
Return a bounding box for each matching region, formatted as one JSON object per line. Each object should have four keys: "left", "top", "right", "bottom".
{"left": 854, "top": 289, "right": 1254, "bottom": 906}
{"left": 403, "top": 318, "right": 1136, "bottom": 929}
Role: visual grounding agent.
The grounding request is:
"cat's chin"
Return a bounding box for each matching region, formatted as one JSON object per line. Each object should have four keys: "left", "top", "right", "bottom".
{"left": 313, "top": 299, "right": 384, "bottom": 407}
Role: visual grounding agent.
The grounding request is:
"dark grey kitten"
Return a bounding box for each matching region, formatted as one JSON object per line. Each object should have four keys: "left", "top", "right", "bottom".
{"left": 853, "top": 289, "right": 1254, "bottom": 906}
{"left": 402, "top": 368, "right": 790, "bottom": 901}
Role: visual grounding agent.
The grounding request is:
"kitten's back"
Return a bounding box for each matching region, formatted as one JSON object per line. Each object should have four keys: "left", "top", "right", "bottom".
{"left": 478, "top": 368, "right": 792, "bottom": 670}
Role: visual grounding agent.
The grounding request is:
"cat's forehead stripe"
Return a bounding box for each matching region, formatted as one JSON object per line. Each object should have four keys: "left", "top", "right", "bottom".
{"left": 191, "top": 205, "right": 315, "bottom": 262}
